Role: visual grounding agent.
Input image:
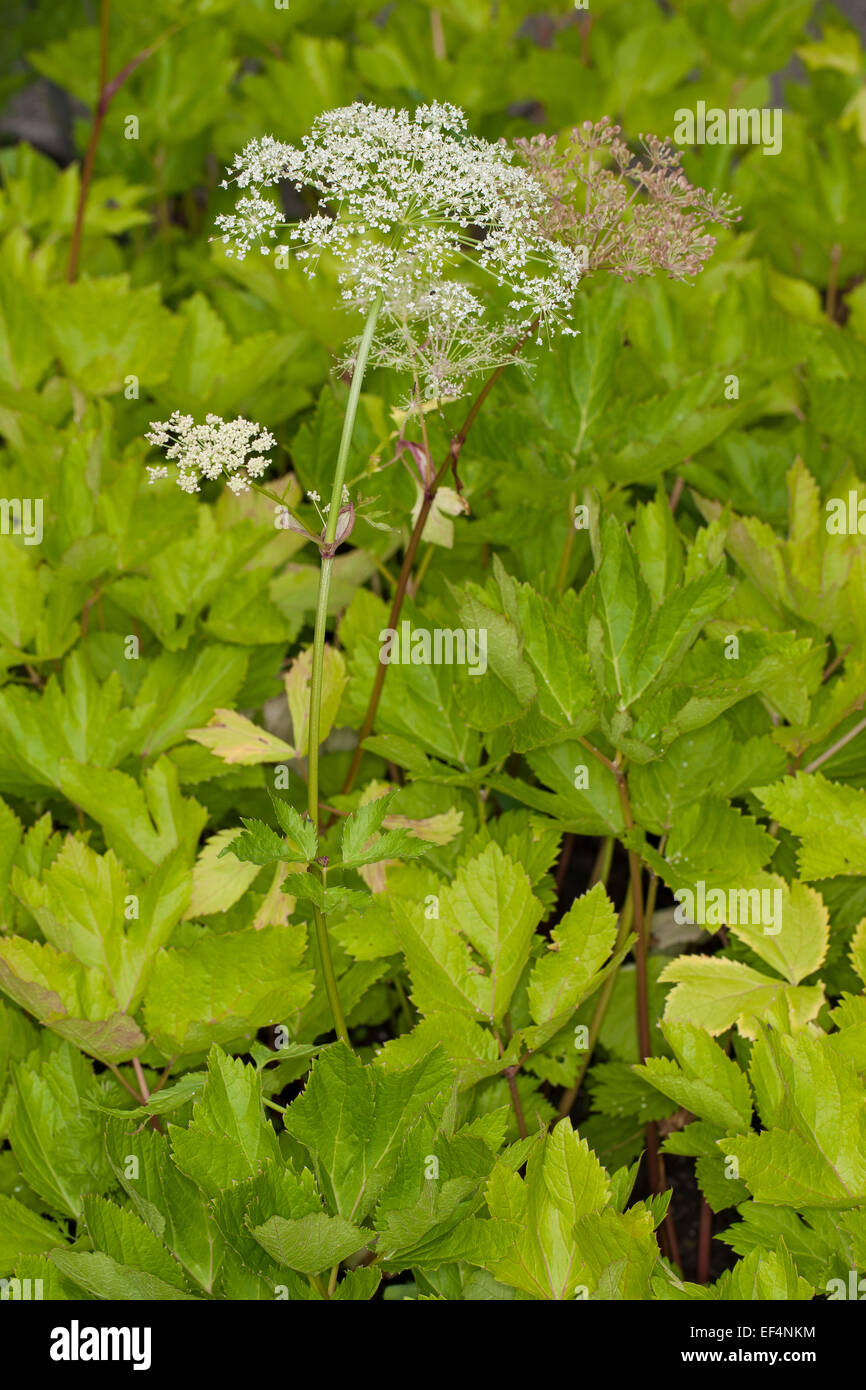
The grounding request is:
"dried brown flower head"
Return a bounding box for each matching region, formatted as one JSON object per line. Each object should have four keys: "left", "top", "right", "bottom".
{"left": 515, "top": 116, "right": 740, "bottom": 282}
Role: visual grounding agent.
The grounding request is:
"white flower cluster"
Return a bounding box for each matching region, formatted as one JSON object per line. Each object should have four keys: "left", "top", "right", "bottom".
{"left": 145, "top": 413, "right": 276, "bottom": 494}
{"left": 214, "top": 102, "right": 583, "bottom": 379}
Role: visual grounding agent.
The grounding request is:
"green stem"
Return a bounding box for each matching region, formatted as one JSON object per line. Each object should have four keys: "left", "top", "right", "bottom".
{"left": 556, "top": 490, "right": 577, "bottom": 591}
{"left": 589, "top": 834, "right": 613, "bottom": 889}
{"left": 306, "top": 294, "right": 382, "bottom": 1047}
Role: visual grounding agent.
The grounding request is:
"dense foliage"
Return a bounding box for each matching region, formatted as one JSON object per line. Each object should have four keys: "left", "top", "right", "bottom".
{"left": 1, "top": 0, "right": 866, "bottom": 1303}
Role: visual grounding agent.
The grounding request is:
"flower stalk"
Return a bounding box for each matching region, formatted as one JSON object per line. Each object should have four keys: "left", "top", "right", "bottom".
{"left": 305, "top": 292, "right": 382, "bottom": 1046}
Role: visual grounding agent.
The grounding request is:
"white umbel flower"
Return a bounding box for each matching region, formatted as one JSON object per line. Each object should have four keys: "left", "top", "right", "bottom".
{"left": 214, "top": 102, "right": 582, "bottom": 395}
{"left": 145, "top": 412, "right": 277, "bottom": 494}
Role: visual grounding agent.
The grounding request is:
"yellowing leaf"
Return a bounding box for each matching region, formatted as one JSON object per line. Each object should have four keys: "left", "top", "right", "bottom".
{"left": 413, "top": 484, "right": 466, "bottom": 548}
{"left": 354, "top": 781, "right": 462, "bottom": 846}
{"left": 660, "top": 955, "right": 824, "bottom": 1039}
{"left": 186, "top": 709, "right": 296, "bottom": 765}
{"left": 284, "top": 645, "right": 347, "bottom": 756}
{"left": 185, "top": 829, "right": 262, "bottom": 918}
{"left": 724, "top": 876, "right": 828, "bottom": 986}
{"left": 383, "top": 806, "right": 463, "bottom": 845}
